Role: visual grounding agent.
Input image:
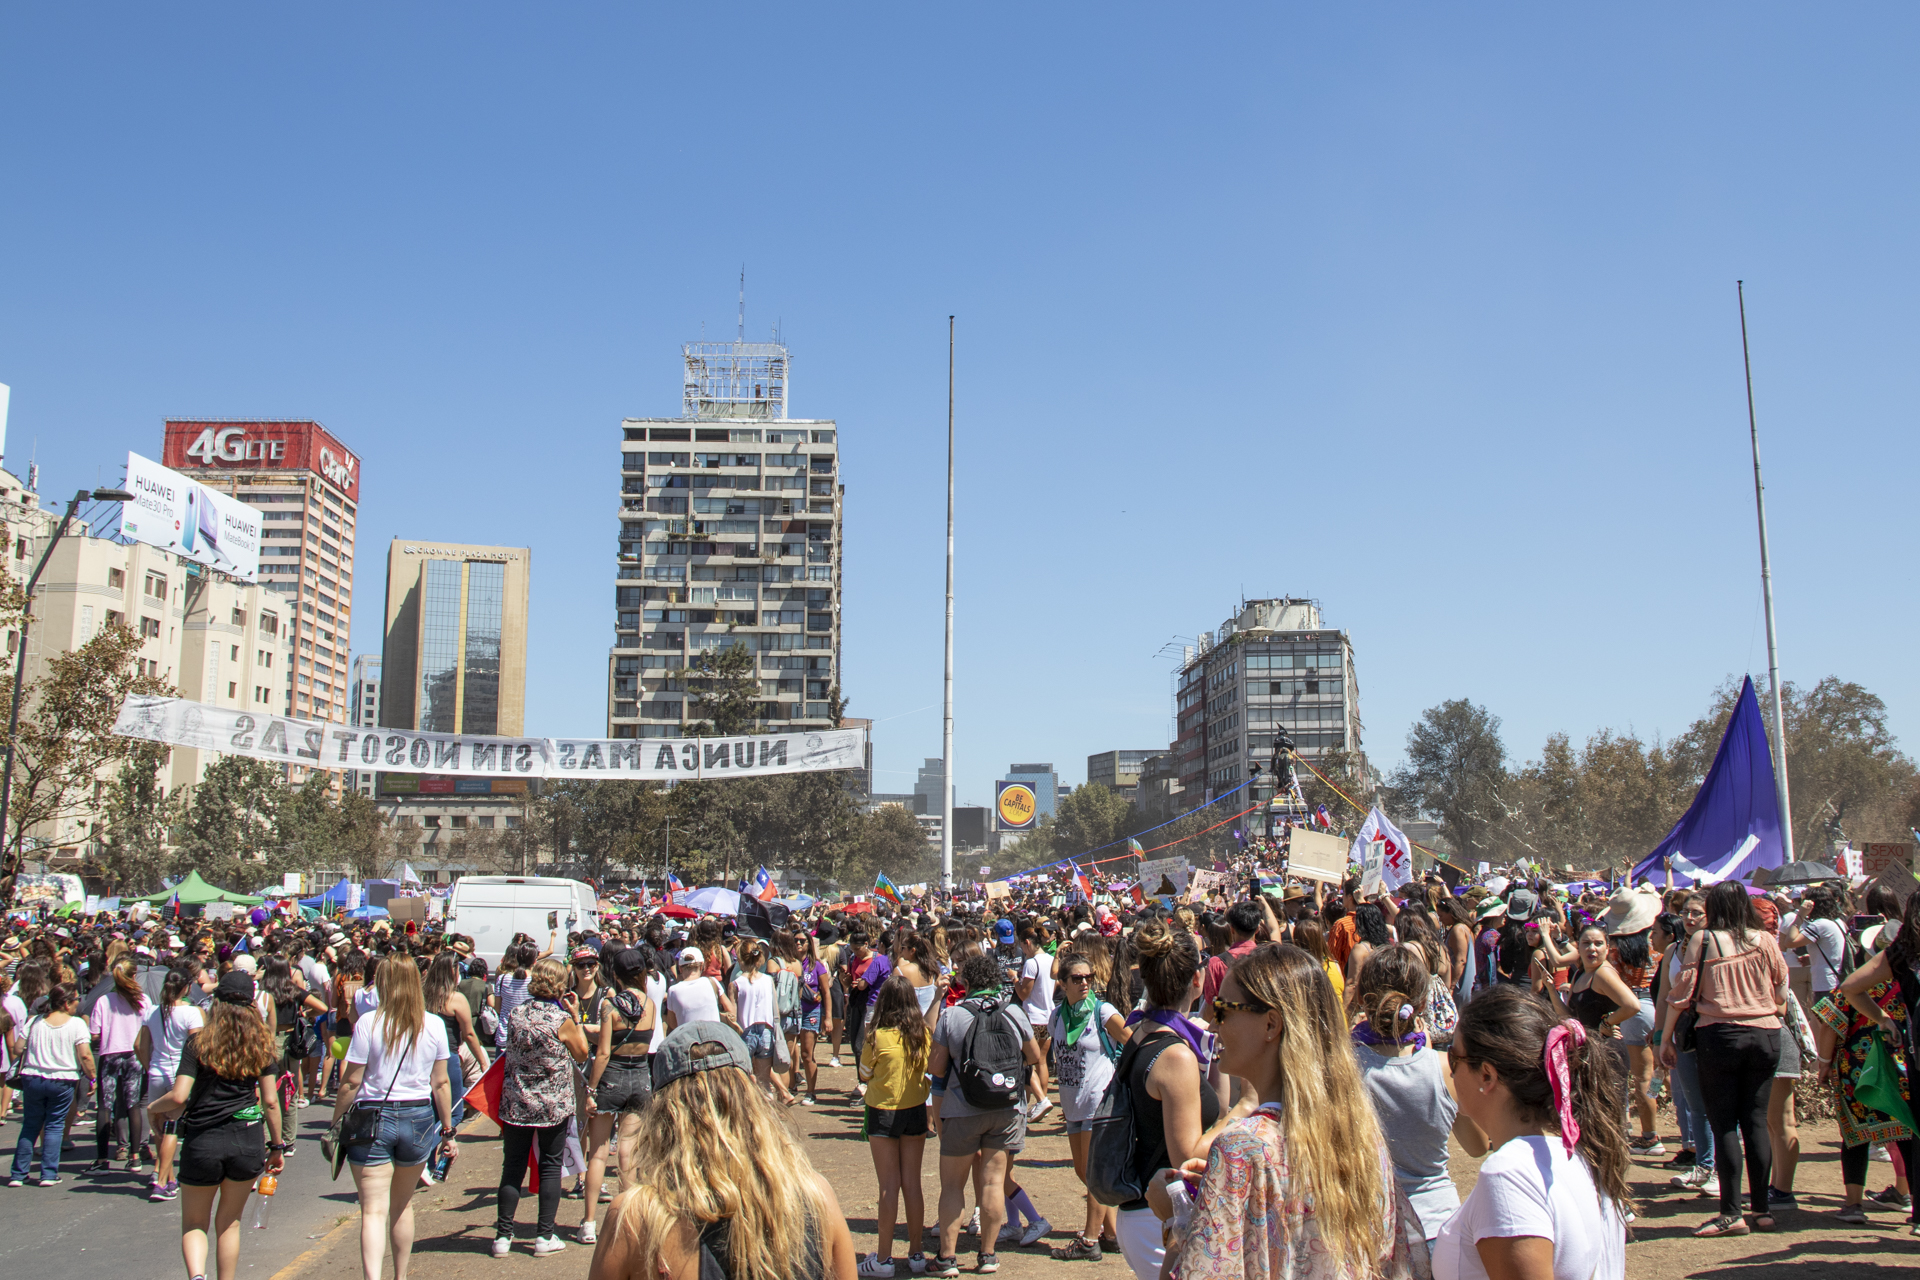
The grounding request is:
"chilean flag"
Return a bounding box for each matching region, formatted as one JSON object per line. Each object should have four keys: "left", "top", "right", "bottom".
{"left": 667, "top": 871, "right": 686, "bottom": 902}
{"left": 1071, "top": 861, "right": 1093, "bottom": 900}
{"left": 751, "top": 866, "right": 777, "bottom": 902}
{"left": 1314, "top": 805, "right": 1333, "bottom": 830}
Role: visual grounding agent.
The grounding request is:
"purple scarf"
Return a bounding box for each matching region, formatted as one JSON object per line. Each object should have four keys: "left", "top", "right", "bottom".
{"left": 1124, "top": 1007, "right": 1217, "bottom": 1069}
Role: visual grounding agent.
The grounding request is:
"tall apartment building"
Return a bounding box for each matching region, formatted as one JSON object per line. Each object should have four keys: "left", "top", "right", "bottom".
{"left": 608, "top": 339, "right": 842, "bottom": 738}
{"left": 22, "top": 511, "right": 294, "bottom": 861}
{"left": 348, "top": 655, "right": 382, "bottom": 795}
{"left": 162, "top": 420, "right": 361, "bottom": 725}
{"left": 378, "top": 541, "right": 530, "bottom": 736}
{"left": 1174, "top": 598, "right": 1362, "bottom": 801}
{"left": 1086, "top": 749, "right": 1158, "bottom": 801}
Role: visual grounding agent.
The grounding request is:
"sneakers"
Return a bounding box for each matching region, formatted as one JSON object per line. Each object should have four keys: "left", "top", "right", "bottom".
{"left": 965, "top": 1208, "right": 980, "bottom": 1235}
{"left": 491, "top": 1237, "right": 513, "bottom": 1258}
{"left": 996, "top": 1224, "right": 1021, "bottom": 1247}
{"left": 1696, "top": 1173, "right": 1719, "bottom": 1199}
{"left": 579, "top": 1221, "right": 598, "bottom": 1245}
{"left": 1670, "top": 1166, "right": 1711, "bottom": 1190}
{"left": 859, "top": 1254, "right": 897, "bottom": 1278}
{"left": 6, "top": 1178, "right": 23, "bottom": 1188}
{"left": 1019, "top": 1218, "right": 1052, "bottom": 1247}
{"left": 126, "top": 1154, "right": 143, "bottom": 1174}
{"left": 296, "top": 1096, "right": 312, "bottom": 1108}
{"left": 828, "top": 1056, "right": 843, "bottom": 1068}
{"left": 1628, "top": 1136, "right": 1666, "bottom": 1157}
{"left": 1027, "top": 1099, "right": 1054, "bottom": 1123}
{"left": 601, "top": 1183, "right": 615, "bottom": 1203}
{"left": 975, "top": 1254, "right": 999, "bottom": 1274}
{"left": 930, "top": 1258, "right": 961, "bottom": 1278}
{"left": 1872, "top": 1187, "right": 1914, "bottom": 1209}
{"left": 37, "top": 1177, "right": 62, "bottom": 1187}
{"left": 83, "top": 1159, "right": 111, "bottom": 1175}
{"left": 1051, "top": 1236, "right": 1103, "bottom": 1262}
{"left": 1663, "top": 1149, "right": 1696, "bottom": 1169}
{"left": 1767, "top": 1190, "right": 1797, "bottom": 1208}
{"left": 418, "top": 1166, "right": 436, "bottom": 1187}
{"left": 150, "top": 1180, "right": 180, "bottom": 1202}
{"left": 802, "top": 1095, "right": 818, "bottom": 1106}
{"left": 1835, "top": 1205, "right": 1869, "bottom": 1225}
{"left": 906, "top": 1253, "right": 928, "bottom": 1274}
{"left": 532, "top": 1235, "right": 567, "bottom": 1257}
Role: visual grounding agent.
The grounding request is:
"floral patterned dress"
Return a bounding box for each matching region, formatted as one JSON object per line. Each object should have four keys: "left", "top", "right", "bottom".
{"left": 1169, "top": 1106, "right": 1419, "bottom": 1280}
{"left": 500, "top": 998, "right": 576, "bottom": 1128}
{"left": 1811, "top": 978, "right": 1914, "bottom": 1150}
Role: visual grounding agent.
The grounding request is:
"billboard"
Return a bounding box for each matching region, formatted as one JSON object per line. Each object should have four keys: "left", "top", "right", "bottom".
{"left": 378, "top": 773, "right": 529, "bottom": 796}
{"left": 995, "top": 781, "right": 1038, "bottom": 830}
{"left": 122, "top": 453, "right": 263, "bottom": 583}
{"left": 163, "top": 419, "right": 361, "bottom": 502}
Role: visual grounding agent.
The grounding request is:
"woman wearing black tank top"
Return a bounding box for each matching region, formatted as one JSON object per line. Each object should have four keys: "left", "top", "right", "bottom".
{"left": 581, "top": 947, "right": 659, "bottom": 1246}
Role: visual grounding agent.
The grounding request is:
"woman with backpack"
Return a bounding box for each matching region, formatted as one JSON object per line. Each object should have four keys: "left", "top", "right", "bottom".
{"left": 1044, "top": 950, "right": 1130, "bottom": 1262}
{"left": 858, "top": 974, "right": 934, "bottom": 1278}
{"left": 1110, "top": 918, "right": 1223, "bottom": 1280}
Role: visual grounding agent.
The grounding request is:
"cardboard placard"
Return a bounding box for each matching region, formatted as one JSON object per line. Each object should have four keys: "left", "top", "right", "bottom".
{"left": 984, "top": 881, "right": 1012, "bottom": 901}
{"left": 1138, "top": 856, "right": 1190, "bottom": 905}
{"left": 1861, "top": 843, "right": 1915, "bottom": 877}
{"left": 386, "top": 896, "right": 428, "bottom": 924}
{"left": 1287, "top": 829, "right": 1349, "bottom": 884}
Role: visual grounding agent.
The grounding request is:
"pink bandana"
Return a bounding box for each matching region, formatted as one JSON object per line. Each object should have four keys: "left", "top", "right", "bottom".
{"left": 1544, "top": 1019, "right": 1587, "bottom": 1155}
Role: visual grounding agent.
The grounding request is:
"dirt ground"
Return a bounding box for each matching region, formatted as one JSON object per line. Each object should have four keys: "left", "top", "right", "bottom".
{"left": 277, "top": 1058, "right": 1916, "bottom": 1280}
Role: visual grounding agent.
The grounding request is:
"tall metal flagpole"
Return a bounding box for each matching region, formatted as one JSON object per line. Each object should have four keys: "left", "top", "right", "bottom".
{"left": 1738, "top": 281, "right": 1794, "bottom": 863}
{"left": 942, "top": 318, "right": 956, "bottom": 892}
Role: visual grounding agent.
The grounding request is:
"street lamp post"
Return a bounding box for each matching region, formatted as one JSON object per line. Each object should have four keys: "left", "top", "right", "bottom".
{"left": 0, "top": 486, "right": 136, "bottom": 908}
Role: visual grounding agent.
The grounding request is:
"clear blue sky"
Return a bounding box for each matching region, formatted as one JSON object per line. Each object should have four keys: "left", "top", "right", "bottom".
{"left": 4, "top": 7, "right": 1915, "bottom": 810}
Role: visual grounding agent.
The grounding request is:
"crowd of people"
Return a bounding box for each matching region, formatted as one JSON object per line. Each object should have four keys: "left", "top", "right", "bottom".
{"left": 0, "top": 859, "right": 1915, "bottom": 1280}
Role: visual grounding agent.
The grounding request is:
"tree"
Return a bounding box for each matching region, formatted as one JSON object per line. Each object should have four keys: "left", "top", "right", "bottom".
{"left": 1053, "top": 784, "right": 1132, "bottom": 858}
{"left": 0, "top": 613, "right": 173, "bottom": 907}
{"left": 179, "top": 755, "right": 288, "bottom": 891}
{"left": 1295, "top": 745, "right": 1374, "bottom": 832}
{"left": 95, "top": 741, "right": 188, "bottom": 895}
{"left": 683, "top": 643, "right": 759, "bottom": 737}
{"left": 275, "top": 772, "right": 391, "bottom": 880}
{"left": 838, "top": 804, "right": 936, "bottom": 889}
{"left": 1388, "top": 699, "right": 1510, "bottom": 861}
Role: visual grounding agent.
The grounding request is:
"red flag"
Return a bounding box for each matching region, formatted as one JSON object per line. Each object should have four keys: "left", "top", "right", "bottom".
{"left": 462, "top": 1055, "right": 544, "bottom": 1190}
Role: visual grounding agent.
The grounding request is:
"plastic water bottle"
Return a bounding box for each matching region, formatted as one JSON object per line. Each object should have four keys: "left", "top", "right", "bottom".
{"left": 251, "top": 1174, "right": 277, "bottom": 1229}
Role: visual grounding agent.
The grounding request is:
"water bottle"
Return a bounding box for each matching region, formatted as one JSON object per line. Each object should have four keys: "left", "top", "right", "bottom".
{"left": 251, "top": 1174, "right": 278, "bottom": 1229}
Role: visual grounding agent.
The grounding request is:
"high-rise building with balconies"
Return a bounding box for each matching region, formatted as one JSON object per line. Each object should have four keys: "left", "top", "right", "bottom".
{"left": 608, "top": 339, "right": 842, "bottom": 737}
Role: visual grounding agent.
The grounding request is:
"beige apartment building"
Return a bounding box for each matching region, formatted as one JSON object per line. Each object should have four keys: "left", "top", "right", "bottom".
{"left": 5, "top": 471, "right": 294, "bottom": 863}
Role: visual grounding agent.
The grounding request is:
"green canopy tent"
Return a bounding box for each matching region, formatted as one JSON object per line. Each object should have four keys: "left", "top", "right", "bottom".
{"left": 129, "top": 870, "right": 264, "bottom": 907}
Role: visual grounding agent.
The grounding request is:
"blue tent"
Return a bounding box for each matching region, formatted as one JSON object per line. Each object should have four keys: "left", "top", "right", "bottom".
{"left": 346, "top": 904, "right": 390, "bottom": 921}
{"left": 300, "top": 879, "right": 355, "bottom": 912}
{"left": 1632, "top": 676, "right": 1785, "bottom": 887}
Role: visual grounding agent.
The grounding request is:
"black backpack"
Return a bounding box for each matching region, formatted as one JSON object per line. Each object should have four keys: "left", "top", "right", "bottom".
{"left": 954, "top": 993, "right": 1027, "bottom": 1109}
{"left": 1086, "top": 1031, "right": 1174, "bottom": 1207}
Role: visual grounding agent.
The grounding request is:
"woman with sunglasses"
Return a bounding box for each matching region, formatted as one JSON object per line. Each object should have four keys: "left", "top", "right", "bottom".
{"left": 1154, "top": 945, "right": 1418, "bottom": 1280}
{"left": 1045, "top": 950, "right": 1131, "bottom": 1262}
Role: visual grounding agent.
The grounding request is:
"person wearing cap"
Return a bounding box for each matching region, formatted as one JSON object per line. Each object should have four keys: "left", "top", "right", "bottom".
{"left": 662, "top": 946, "right": 735, "bottom": 1033}
{"left": 146, "top": 972, "right": 286, "bottom": 1280}
{"left": 1473, "top": 899, "right": 1506, "bottom": 995}
{"left": 585, "top": 1022, "right": 856, "bottom": 1280}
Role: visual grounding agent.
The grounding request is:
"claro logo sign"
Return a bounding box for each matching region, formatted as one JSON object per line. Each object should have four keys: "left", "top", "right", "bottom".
{"left": 185, "top": 426, "right": 283, "bottom": 463}
{"left": 319, "top": 446, "right": 357, "bottom": 491}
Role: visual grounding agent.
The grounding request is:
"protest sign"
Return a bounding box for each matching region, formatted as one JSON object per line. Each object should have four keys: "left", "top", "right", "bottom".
{"left": 1138, "top": 856, "right": 1190, "bottom": 905}
{"left": 1287, "top": 829, "right": 1349, "bottom": 884}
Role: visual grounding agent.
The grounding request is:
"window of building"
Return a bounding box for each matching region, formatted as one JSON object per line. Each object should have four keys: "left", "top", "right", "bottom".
{"left": 424, "top": 815, "right": 442, "bottom": 829}
{"left": 143, "top": 572, "right": 167, "bottom": 600}
{"left": 108, "top": 568, "right": 125, "bottom": 589}
{"left": 811, "top": 430, "right": 835, "bottom": 443}
{"left": 451, "top": 815, "right": 468, "bottom": 829}
{"left": 505, "top": 815, "right": 522, "bottom": 829}
{"left": 477, "top": 816, "right": 495, "bottom": 829}
{"left": 228, "top": 681, "right": 237, "bottom": 698}
{"left": 140, "top": 616, "right": 161, "bottom": 639}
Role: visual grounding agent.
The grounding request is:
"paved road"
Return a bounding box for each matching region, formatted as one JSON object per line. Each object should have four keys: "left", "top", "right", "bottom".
{"left": 0, "top": 1098, "right": 362, "bottom": 1280}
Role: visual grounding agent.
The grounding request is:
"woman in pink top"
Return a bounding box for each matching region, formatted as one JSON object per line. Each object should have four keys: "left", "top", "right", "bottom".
{"left": 87, "top": 956, "right": 155, "bottom": 1174}
{"left": 1658, "top": 882, "right": 1788, "bottom": 1238}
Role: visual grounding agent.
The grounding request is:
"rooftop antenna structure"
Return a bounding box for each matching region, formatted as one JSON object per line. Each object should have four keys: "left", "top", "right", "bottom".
{"left": 683, "top": 271, "right": 787, "bottom": 421}
{"left": 1738, "top": 281, "right": 1794, "bottom": 861}
{"left": 738, "top": 267, "right": 746, "bottom": 341}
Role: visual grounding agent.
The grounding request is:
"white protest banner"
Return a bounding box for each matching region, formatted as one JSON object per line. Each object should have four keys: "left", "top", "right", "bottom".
{"left": 347, "top": 883, "right": 364, "bottom": 910}
{"left": 122, "top": 452, "right": 263, "bottom": 583}
{"left": 282, "top": 872, "right": 303, "bottom": 894}
{"left": 112, "top": 694, "right": 865, "bottom": 781}
{"left": 1138, "top": 856, "right": 1190, "bottom": 904}
{"left": 205, "top": 902, "right": 236, "bottom": 921}
{"left": 1359, "top": 838, "right": 1386, "bottom": 896}
{"left": 1349, "top": 806, "right": 1414, "bottom": 891}
{"left": 83, "top": 895, "right": 100, "bottom": 915}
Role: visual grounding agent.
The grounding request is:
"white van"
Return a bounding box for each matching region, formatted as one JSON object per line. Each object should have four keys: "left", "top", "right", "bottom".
{"left": 445, "top": 876, "right": 599, "bottom": 964}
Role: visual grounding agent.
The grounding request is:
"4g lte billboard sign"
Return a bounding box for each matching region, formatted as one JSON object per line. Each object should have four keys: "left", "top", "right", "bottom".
{"left": 163, "top": 419, "right": 361, "bottom": 502}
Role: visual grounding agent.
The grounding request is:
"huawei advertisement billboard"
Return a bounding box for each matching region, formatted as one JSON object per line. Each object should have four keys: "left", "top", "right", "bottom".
{"left": 121, "top": 452, "right": 263, "bottom": 582}
{"left": 162, "top": 419, "right": 360, "bottom": 502}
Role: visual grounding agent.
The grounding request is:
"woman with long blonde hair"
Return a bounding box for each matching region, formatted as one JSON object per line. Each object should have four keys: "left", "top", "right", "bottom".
{"left": 1156, "top": 945, "right": 1420, "bottom": 1280}
{"left": 588, "top": 1020, "right": 856, "bottom": 1280}
{"left": 332, "top": 956, "right": 456, "bottom": 1280}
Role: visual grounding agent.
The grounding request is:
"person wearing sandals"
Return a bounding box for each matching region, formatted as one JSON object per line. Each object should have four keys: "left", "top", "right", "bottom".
{"left": 1436, "top": 985, "right": 1631, "bottom": 1279}
{"left": 1658, "top": 880, "right": 1789, "bottom": 1237}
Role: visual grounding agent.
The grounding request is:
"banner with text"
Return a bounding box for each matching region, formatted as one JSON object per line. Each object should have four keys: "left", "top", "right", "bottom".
{"left": 112, "top": 694, "right": 866, "bottom": 781}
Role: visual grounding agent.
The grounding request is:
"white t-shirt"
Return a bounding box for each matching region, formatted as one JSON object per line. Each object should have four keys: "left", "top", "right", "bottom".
{"left": 1434, "top": 1136, "right": 1625, "bottom": 1280}
{"left": 645, "top": 974, "right": 670, "bottom": 1051}
{"left": 353, "top": 985, "right": 382, "bottom": 1020}
{"left": 143, "top": 1003, "right": 206, "bottom": 1080}
{"left": 346, "top": 1010, "right": 450, "bottom": 1103}
{"left": 0, "top": 991, "right": 27, "bottom": 1072}
{"left": 1779, "top": 912, "right": 1803, "bottom": 968}
{"left": 21, "top": 1016, "right": 93, "bottom": 1080}
{"left": 733, "top": 972, "right": 777, "bottom": 1031}
{"left": 300, "top": 956, "right": 333, "bottom": 1005}
{"left": 1802, "top": 918, "right": 1848, "bottom": 994}
{"left": 1047, "top": 1000, "right": 1119, "bottom": 1122}
{"left": 1020, "top": 953, "right": 1055, "bottom": 1027}
{"left": 664, "top": 977, "right": 724, "bottom": 1029}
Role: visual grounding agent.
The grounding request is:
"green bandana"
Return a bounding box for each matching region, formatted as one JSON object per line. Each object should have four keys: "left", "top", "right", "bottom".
{"left": 1059, "top": 993, "right": 1100, "bottom": 1048}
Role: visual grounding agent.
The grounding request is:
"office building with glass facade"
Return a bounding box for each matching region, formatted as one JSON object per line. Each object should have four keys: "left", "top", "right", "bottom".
{"left": 379, "top": 541, "right": 530, "bottom": 736}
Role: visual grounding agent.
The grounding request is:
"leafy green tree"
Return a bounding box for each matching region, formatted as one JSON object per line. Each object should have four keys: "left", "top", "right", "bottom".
{"left": 0, "top": 614, "right": 173, "bottom": 907}
{"left": 1387, "top": 699, "right": 1510, "bottom": 862}
{"left": 1052, "top": 783, "right": 1132, "bottom": 857}
{"left": 683, "top": 644, "right": 759, "bottom": 737}
{"left": 96, "top": 741, "right": 188, "bottom": 895}
{"left": 179, "top": 755, "right": 289, "bottom": 891}
{"left": 838, "top": 803, "right": 936, "bottom": 889}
